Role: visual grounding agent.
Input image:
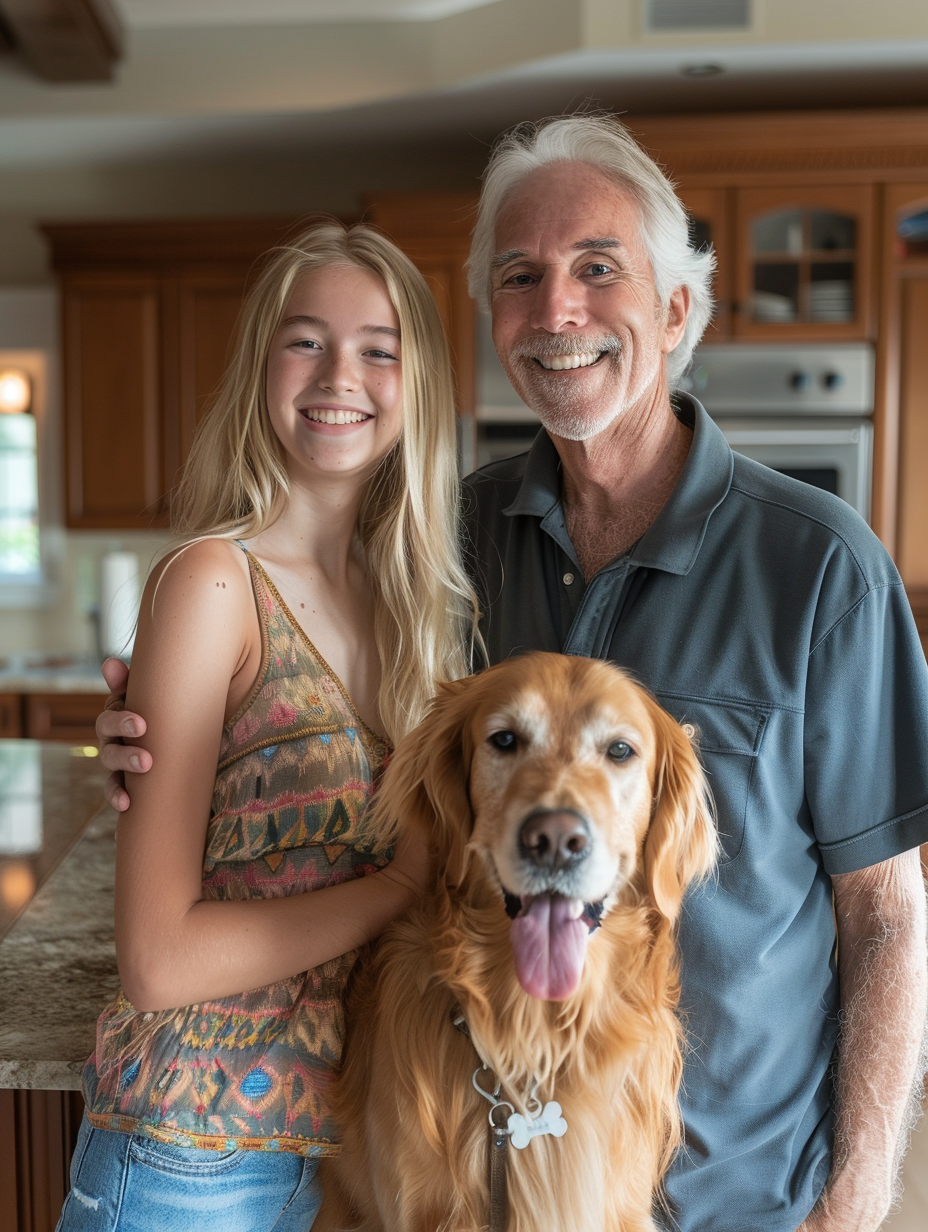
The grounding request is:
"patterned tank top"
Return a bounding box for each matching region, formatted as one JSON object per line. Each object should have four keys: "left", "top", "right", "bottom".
{"left": 83, "top": 547, "right": 392, "bottom": 1155}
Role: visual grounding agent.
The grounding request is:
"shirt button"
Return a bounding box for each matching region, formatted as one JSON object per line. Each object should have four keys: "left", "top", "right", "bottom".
{"left": 563, "top": 572, "right": 575, "bottom": 586}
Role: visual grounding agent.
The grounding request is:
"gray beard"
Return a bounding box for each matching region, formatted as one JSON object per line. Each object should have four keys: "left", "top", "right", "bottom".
{"left": 506, "top": 334, "right": 624, "bottom": 442}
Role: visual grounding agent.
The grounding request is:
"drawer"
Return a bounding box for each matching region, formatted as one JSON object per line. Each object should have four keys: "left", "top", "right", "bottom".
{"left": 24, "top": 693, "right": 102, "bottom": 744}
{"left": 0, "top": 694, "right": 23, "bottom": 738}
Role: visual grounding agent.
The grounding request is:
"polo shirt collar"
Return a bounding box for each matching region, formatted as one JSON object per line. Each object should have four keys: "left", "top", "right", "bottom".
{"left": 501, "top": 393, "right": 733, "bottom": 577}
{"left": 502, "top": 427, "right": 563, "bottom": 519}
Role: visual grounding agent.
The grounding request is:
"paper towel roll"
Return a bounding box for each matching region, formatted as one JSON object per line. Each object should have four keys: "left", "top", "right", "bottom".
{"left": 100, "top": 550, "right": 141, "bottom": 660}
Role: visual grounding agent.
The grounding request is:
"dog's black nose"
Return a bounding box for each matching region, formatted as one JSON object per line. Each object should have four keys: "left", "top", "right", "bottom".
{"left": 519, "top": 809, "right": 590, "bottom": 871}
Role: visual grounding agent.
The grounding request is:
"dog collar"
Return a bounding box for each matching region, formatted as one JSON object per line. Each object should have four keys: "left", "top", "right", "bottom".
{"left": 502, "top": 891, "right": 604, "bottom": 933}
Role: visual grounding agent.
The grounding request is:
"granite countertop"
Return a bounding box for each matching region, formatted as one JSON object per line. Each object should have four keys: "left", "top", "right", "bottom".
{"left": 0, "top": 740, "right": 118, "bottom": 1090}
{"left": 0, "top": 653, "right": 109, "bottom": 694}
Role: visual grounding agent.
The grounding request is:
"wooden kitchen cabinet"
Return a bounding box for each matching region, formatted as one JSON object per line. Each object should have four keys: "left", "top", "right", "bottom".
{"left": 62, "top": 275, "right": 164, "bottom": 526}
{"left": 0, "top": 1089, "right": 85, "bottom": 1232}
{"left": 675, "top": 182, "right": 875, "bottom": 342}
{"left": 169, "top": 274, "right": 251, "bottom": 475}
{"left": 0, "top": 693, "right": 23, "bottom": 737}
{"left": 23, "top": 693, "right": 102, "bottom": 744}
{"left": 877, "top": 182, "right": 928, "bottom": 615}
{"left": 44, "top": 219, "right": 299, "bottom": 529}
{"left": 62, "top": 269, "right": 251, "bottom": 528}
{"left": 732, "top": 185, "right": 876, "bottom": 340}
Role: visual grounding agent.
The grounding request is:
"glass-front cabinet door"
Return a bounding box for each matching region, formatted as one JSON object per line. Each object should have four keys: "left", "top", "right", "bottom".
{"left": 734, "top": 186, "right": 875, "bottom": 339}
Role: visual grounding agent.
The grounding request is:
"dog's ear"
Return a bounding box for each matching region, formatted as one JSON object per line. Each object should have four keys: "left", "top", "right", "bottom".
{"left": 642, "top": 705, "right": 718, "bottom": 921}
{"left": 368, "top": 677, "right": 476, "bottom": 887}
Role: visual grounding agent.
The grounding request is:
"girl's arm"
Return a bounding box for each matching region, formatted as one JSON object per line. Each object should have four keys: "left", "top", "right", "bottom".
{"left": 116, "top": 539, "right": 425, "bottom": 1014}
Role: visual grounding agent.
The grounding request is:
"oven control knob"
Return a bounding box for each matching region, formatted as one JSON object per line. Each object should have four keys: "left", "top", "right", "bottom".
{"left": 789, "top": 371, "right": 812, "bottom": 391}
{"left": 822, "top": 371, "right": 845, "bottom": 391}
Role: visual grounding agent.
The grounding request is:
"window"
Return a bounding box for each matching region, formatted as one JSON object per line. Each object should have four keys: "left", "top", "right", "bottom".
{"left": 0, "top": 408, "right": 39, "bottom": 580}
{"left": 0, "top": 350, "right": 57, "bottom": 607}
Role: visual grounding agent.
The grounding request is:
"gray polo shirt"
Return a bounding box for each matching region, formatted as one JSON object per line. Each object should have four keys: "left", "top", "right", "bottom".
{"left": 462, "top": 393, "right": 928, "bottom": 1232}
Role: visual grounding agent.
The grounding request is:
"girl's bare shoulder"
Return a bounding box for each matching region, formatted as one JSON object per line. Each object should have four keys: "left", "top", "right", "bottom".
{"left": 144, "top": 537, "right": 252, "bottom": 609}
{"left": 130, "top": 538, "right": 259, "bottom": 710}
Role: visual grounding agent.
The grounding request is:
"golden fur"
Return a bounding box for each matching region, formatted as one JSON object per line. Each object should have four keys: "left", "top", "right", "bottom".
{"left": 316, "top": 652, "right": 717, "bottom": 1232}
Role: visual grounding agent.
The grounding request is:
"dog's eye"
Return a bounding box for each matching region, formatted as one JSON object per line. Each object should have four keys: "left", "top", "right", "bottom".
{"left": 488, "top": 730, "right": 518, "bottom": 753}
{"left": 607, "top": 740, "right": 634, "bottom": 762}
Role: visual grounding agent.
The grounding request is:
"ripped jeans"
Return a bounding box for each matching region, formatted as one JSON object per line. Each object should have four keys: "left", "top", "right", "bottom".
{"left": 56, "top": 1115, "right": 324, "bottom": 1232}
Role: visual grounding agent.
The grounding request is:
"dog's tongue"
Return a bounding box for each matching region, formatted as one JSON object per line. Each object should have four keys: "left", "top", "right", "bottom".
{"left": 510, "top": 894, "right": 588, "bottom": 1000}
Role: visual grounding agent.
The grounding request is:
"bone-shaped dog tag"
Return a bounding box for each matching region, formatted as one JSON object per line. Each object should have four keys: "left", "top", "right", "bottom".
{"left": 506, "top": 1101, "right": 568, "bottom": 1150}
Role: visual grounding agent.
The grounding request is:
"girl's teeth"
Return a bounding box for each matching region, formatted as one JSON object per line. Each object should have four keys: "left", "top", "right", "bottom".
{"left": 304, "top": 409, "right": 368, "bottom": 424}
{"left": 538, "top": 352, "right": 602, "bottom": 371}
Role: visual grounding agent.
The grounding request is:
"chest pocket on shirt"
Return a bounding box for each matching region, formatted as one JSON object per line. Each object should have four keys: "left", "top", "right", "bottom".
{"left": 656, "top": 693, "right": 770, "bottom": 865}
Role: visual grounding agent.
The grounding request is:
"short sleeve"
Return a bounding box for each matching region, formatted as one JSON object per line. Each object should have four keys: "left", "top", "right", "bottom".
{"left": 804, "top": 580, "right": 928, "bottom": 873}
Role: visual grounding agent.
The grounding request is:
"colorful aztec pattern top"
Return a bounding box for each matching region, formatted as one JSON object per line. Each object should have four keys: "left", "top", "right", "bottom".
{"left": 83, "top": 547, "right": 392, "bottom": 1156}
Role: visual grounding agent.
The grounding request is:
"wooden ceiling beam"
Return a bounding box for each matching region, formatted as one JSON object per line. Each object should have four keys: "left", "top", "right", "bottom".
{"left": 0, "top": 0, "right": 123, "bottom": 82}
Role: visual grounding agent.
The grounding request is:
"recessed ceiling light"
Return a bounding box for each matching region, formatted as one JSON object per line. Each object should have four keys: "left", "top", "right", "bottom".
{"left": 681, "top": 64, "right": 725, "bottom": 77}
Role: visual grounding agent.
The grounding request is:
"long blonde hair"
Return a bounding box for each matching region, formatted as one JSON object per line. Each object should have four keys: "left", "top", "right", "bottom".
{"left": 170, "top": 218, "right": 480, "bottom": 741}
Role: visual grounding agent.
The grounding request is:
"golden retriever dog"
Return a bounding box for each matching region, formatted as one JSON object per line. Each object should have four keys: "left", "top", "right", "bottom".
{"left": 317, "top": 652, "right": 717, "bottom": 1232}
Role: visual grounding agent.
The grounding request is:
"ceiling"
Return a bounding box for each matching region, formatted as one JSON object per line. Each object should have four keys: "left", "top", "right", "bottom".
{"left": 1, "top": 0, "right": 928, "bottom": 170}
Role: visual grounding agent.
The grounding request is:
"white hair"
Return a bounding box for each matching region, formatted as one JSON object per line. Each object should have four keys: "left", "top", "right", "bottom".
{"left": 467, "top": 115, "right": 715, "bottom": 388}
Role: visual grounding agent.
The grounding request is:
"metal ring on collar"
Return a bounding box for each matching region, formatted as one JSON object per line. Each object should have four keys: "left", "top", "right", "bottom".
{"left": 472, "top": 1064, "right": 502, "bottom": 1104}
{"left": 488, "top": 1102, "right": 514, "bottom": 1130}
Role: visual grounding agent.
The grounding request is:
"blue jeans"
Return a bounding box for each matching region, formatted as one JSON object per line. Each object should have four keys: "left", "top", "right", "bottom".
{"left": 56, "top": 1115, "right": 323, "bottom": 1232}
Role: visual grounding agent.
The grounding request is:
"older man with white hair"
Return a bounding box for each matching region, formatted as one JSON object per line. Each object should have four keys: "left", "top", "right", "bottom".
{"left": 98, "top": 115, "right": 928, "bottom": 1231}
{"left": 460, "top": 115, "right": 928, "bottom": 1232}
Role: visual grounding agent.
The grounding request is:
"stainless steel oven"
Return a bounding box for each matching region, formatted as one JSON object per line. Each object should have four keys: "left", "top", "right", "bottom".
{"left": 684, "top": 343, "right": 874, "bottom": 522}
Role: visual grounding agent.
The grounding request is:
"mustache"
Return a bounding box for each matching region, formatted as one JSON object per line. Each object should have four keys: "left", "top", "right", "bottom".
{"left": 509, "top": 333, "right": 622, "bottom": 361}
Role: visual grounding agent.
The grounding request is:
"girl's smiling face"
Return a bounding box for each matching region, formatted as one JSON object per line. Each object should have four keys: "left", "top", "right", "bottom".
{"left": 265, "top": 263, "right": 403, "bottom": 486}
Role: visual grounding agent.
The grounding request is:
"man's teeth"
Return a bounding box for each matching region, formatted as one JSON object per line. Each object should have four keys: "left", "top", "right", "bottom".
{"left": 537, "top": 352, "right": 602, "bottom": 371}
{"left": 302, "top": 409, "right": 369, "bottom": 424}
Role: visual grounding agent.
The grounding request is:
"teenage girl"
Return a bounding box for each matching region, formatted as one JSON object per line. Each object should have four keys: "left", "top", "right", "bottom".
{"left": 56, "top": 221, "right": 480, "bottom": 1232}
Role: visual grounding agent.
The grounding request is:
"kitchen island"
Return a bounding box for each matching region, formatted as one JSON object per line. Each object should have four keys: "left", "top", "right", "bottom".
{"left": 0, "top": 740, "right": 116, "bottom": 1232}
{"left": 0, "top": 798, "right": 118, "bottom": 1087}
{"left": 0, "top": 739, "right": 117, "bottom": 1087}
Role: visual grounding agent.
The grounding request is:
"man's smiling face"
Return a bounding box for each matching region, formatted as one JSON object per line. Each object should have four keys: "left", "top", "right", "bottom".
{"left": 490, "top": 161, "right": 686, "bottom": 442}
